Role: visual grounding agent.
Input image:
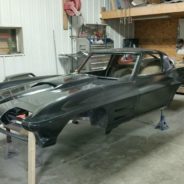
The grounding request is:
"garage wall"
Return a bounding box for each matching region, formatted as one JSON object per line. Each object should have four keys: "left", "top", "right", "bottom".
{"left": 0, "top": 0, "right": 127, "bottom": 81}
{"left": 73, "top": 0, "right": 134, "bottom": 48}
{"left": 102, "top": 2, "right": 134, "bottom": 48}
{"left": 0, "top": 0, "right": 69, "bottom": 81}
{"left": 105, "top": 19, "right": 134, "bottom": 48}
{"left": 135, "top": 18, "right": 178, "bottom": 58}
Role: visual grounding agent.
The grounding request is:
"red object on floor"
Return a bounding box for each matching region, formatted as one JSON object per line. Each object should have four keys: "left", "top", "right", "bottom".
{"left": 64, "top": 0, "right": 81, "bottom": 16}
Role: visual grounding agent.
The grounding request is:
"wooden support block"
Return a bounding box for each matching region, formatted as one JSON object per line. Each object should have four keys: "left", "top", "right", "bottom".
{"left": 63, "top": 0, "right": 68, "bottom": 30}
{"left": 28, "top": 131, "right": 36, "bottom": 184}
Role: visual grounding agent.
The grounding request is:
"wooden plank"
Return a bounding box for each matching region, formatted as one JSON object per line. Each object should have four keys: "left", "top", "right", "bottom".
{"left": 63, "top": 0, "right": 68, "bottom": 30}
{"left": 135, "top": 18, "right": 178, "bottom": 58}
{"left": 101, "top": 2, "right": 184, "bottom": 19}
{"left": 28, "top": 131, "right": 36, "bottom": 184}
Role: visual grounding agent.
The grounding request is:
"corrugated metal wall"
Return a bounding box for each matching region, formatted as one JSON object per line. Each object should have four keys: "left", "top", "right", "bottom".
{"left": 0, "top": 0, "right": 68, "bottom": 81}
{"left": 0, "top": 0, "right": 133, "bottom": 81}
{"left": 75, "top": 0, "right": 134, "bottom": 48}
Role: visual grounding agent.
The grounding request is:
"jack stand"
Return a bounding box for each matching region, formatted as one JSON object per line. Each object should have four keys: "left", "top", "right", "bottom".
{"left": 155, "top": 109, "right": 169, "bottom": 131}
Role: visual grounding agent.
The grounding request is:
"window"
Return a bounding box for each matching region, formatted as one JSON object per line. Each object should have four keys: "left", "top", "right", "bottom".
{"left": 138, "top": 53, "right": 162, "bottom": 75}
{"left": 107, "top": 53, "right": 139, "bottom": 78}
{"left": 0, "top": 27, "right": 23, "bottom": 55}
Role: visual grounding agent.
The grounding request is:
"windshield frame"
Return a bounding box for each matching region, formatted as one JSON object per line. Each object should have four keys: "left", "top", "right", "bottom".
{"left": 76, "top": 53, "right": 92, "bottom": 73}
{"left": 77, "top": 52, "right": 140, "bottom": 77}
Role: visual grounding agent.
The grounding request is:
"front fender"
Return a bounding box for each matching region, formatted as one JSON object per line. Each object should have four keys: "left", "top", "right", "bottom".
{"left": 22, "top": 116, "right": 69, "bottom": 147}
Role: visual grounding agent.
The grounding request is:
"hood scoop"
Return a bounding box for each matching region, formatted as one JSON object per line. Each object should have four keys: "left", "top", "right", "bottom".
{"left": 32, "top": 74, "right": 96, "bottom": 89}
{"left": 58, "top": 76, "right": 96, "bottom": 89}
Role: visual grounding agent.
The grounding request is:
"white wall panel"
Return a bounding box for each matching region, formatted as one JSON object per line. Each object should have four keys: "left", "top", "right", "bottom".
{"left": 0, "top": 0, "right": 133, "bottom": 81}
{"left": 0, "top": 0, "right": 71, "bottom": 81}
{"left": 0, "top": 58, "right": 5, "bottom": 80}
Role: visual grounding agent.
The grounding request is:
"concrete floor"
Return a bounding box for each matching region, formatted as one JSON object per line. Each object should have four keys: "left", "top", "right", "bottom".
{"left": 1, "top": 95, "right": 184, "bottom": 184}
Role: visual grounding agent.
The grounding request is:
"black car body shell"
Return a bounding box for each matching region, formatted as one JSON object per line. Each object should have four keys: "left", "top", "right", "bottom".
{"left": 0, "top": 48, "right": 183, "bottom": 147}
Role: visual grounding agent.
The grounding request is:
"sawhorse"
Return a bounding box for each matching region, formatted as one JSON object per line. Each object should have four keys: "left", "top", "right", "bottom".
{"left": 0, "top": 124, "right": 36, "bottom": 184}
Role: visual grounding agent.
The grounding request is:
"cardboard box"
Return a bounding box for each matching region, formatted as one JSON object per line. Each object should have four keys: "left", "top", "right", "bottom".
{"left": 0, "top": 48, "right": 9, "bottom": 54}
{"left": 0, "top": 41, "right": 9, "bottom": 49}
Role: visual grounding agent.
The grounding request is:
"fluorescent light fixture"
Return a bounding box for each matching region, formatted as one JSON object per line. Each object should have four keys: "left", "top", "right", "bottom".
{"left": 133, "top": 15, "right": 170, "bottom": 21}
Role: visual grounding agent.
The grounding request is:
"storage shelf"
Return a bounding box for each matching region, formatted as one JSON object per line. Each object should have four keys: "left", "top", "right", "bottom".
{"left": 101, "top": 2, "right": 184, "bottom": 20}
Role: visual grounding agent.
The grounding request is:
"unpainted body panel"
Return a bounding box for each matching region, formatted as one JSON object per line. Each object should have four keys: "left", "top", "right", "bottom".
{"left": 0, "top": 48, "right": 183, "bottom": 147}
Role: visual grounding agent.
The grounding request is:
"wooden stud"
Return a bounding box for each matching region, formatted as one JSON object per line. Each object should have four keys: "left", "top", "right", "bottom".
{"left": 63, "top": 0, "right": 68, "bottom": 30}
{"left": 28, "top": 131, "right": 36, "bottom": 184}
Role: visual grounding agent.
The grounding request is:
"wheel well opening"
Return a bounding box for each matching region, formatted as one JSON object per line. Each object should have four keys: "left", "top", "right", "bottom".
{"left": 1, "top": 107, "right": 30, "bottom": 125}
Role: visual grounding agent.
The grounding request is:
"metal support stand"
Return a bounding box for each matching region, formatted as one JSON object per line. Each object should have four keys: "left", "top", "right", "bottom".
{"left": 4, "top": 128, "right": 18, "bottom": 159}
{"left": 155, "top": 109, "right": 169, "bottom": 131}
{"left": 1, "top": 124, "right": 37, "bottom": 184}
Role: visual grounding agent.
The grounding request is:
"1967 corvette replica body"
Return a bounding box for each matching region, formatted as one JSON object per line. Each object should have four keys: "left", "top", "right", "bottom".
{"left": 0, "top": 48, "right": 184, "bottom": 147}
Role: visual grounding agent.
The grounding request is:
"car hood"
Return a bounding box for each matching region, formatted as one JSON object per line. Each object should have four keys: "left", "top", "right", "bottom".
{"left": 0, "top": 74, "right": 113, "bottom": 117}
